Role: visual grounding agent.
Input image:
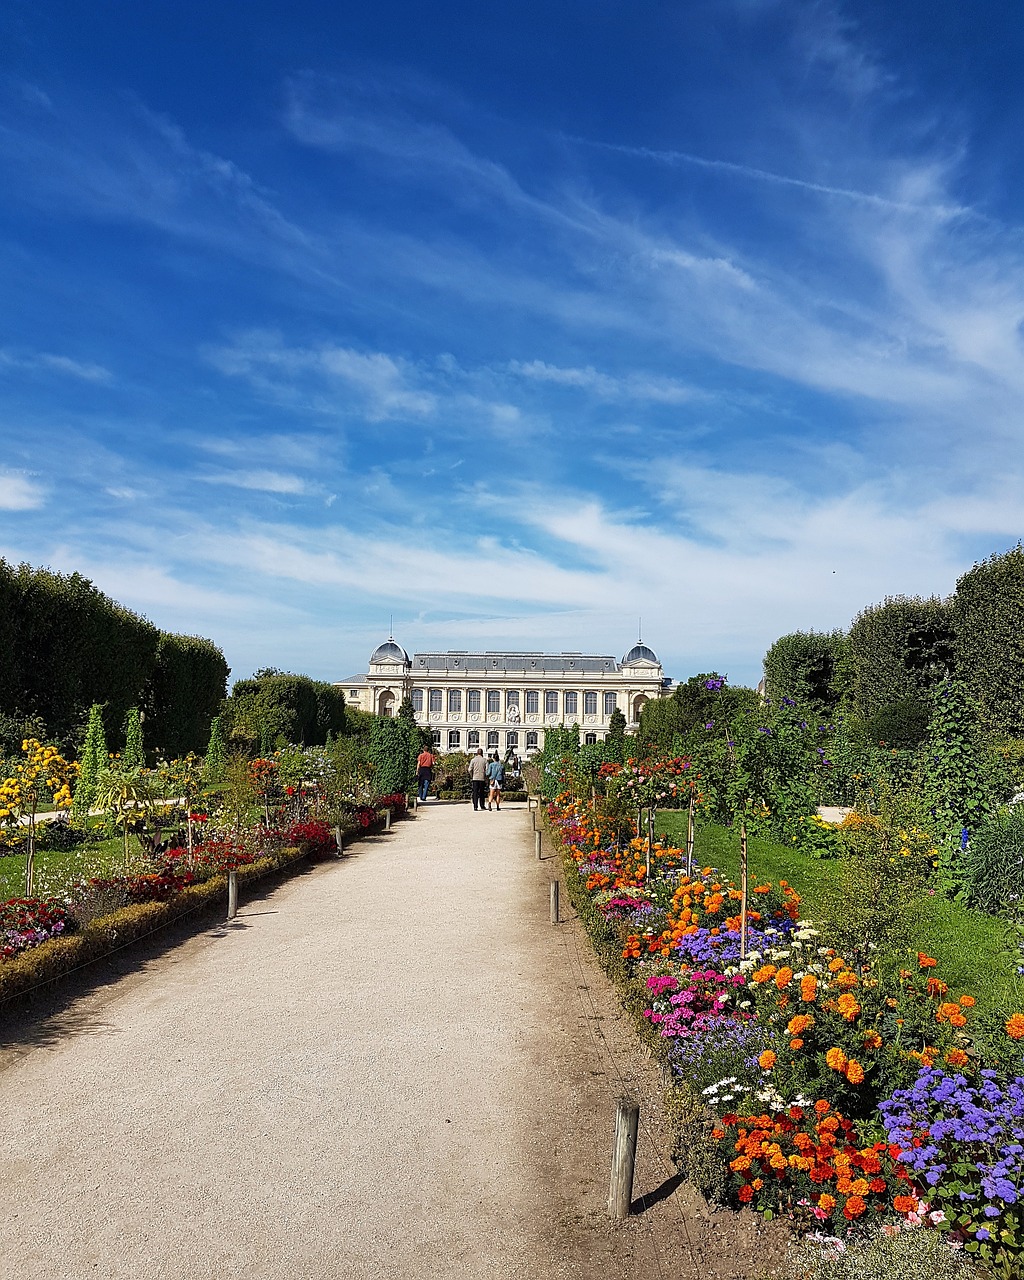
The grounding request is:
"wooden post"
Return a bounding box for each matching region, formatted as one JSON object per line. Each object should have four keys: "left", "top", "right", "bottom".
{"left": 334, "top": 825, "right": 344, "bottom": 855}
{"left": 385, "top": 808, "right": 391, "bottom": 831}
{"left": 686, "top": 788, "right": 695, "bottom": 878}
{"left": 535, "top": 830, "right": 542, "bottom": 860}
{"left": 739, "top": 817, "right": 748, "bottom": 960}
{"left": 531, "top": 807, "right": 536, "bottom": 831}
{"left": 550, "top": 880, "right": 559, "bottom": 924}
{"left": 608, "top": 1097, "right": 640, "bottom": 1219}
{"left": 227, "top": 870, "right": 238, "bottom": 920}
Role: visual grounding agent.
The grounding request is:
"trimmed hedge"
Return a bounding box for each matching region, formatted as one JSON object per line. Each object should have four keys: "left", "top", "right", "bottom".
{"left": 954, "top": 544, "right": 1024, "bottom": 735}
{"left": 847, "top": 595, "right": 954, "bottom": 719}
{"left": 146, "top": 632, "right": 230, "bottom": 757}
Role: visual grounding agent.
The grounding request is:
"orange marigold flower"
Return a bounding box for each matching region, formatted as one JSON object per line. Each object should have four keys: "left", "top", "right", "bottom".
{"left": 731, "top": 1156, "right": 752, "bottom": 1171}
{"left": 814, "top": 1099, "right": 831, "bottom": 1114}
{"left": 835, "top": 970, "right": 859, "bottom": 990}
{"left": 960, "top": 995, "right": 976, "bottom": 1008}
{"left": 816, "top": 1193, "right": 836, "bottom": 1214}
{"left": 828, "top": 957, "right": 845, "bottom": 972}
{"left": 775, "top": 966, "right": 794, "bottom": 989}
{"left": 894, "top": 1194, "right": 918, "bottom": 1215}
{"left": 862, "top": 1030, "right": 882, "bottom": 1050}
{"left": 758, "top": 1050, "right": 777, "bottom": 1071}
{"left": 800, "top": 975, "right": 818, "bottom": 1002}
{"left": 837, "top": 993, "right": 861, "bottom": 1021}
{"left": 787, "top": 1014, "right": 813, "bottom": 1035}
{"left": 825, "top": 1047, "right": 848, "bottom": 1071}
{"left": 869, "top": 1177, "right": 887, "bottom": 1194}
{"left": 843, "top": 1195, "right": 867, "bottom": 1219}
{"left": 738, "top": 1184, "right": 754, "bottom": 1203}
{"left": 845, "top": 1060, "right": 865, "bottom": 1084}
{"left": 917, "top": 953, "right": 937, "bottom": 968}
{"left": 945, "top": 1049, "right": 969, "bottom": 1067}
{"left": 1006, "top": 1013, "right": 1024, "bottom": 1040}
{"left": 790, "top": 1038, "right": 804, "bottom": 1050}
{"left": 752, "top": 965, "right": 777, "bottom": 984}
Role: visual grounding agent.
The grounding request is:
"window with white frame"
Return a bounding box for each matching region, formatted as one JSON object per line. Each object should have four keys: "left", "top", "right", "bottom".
{"left": 431, "top": 730, "right": 441, "bottom": 747}
{"left": 604, "top": 691, "right": 617, "bottom": 716}
{"left": 429, "top": 688, "right": 443, "bottom": 713}
{"left": 448, "top": 688, "right": 462, "bottom": 714}
{"left": 564, "top": 691, "right": 578, "bottom": 716}
{"left": 411, "top": 688, "right": 423, "bottom": 712}
{"left": 467, "top": 730, "right": 480, "bottom": 747}
{"left": 349, "top": 688, "right": 360, "bottom": 699}
{"left": 584, "top": 732, "right": 597, "bottom": 744}
{"left": 506, "top": 731, "right": 519, "bottom": 748}
{"left": 526, "top": 731, "right": 539, "bottom": 748}
{"left": 487, "top": 730, "right": 499, "bottom": 748}
{"left": 448, "top": 729, "right": 461, "bottom": 749}
{"left": 584, "top": 691, "right": 598, "bottom": 715}
{"left": 506, "top": 689, "right": 520, "bottom": 710}
{"left": 525, "top": 690, "right": 539, "bottom": 714}
{"left": 486, "top": 689, "right": 500, "bottom": 713}
{"left": 544, "top": 690, "right": 558, "bottom": 715}
{"left": 468, "top": 689, "right": 481, "bottom": 713}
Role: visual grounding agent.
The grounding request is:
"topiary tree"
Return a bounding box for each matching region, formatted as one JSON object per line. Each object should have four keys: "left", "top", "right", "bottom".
{"left": 954, "top": 543, "right": 1024, "bottom": 735}
{"left": 122, "top": 707, "right": 144, "bottom": 769}
{"left": 366, "top": 715, "right": 410, "bottom": 797}
{"left": 920, "top": 678, "right": 993, "bottom": 841}
{"left": 202, "top": 715, "right": 228, "bottom": 789}
{"left": 762, "top": 629, "right": 848, "bottom": 715}
{"left": 848, "top": 595, "right": 955, "bottom": 720}
{"left": 74, "top": 703, "right": 108, "bottom": 815}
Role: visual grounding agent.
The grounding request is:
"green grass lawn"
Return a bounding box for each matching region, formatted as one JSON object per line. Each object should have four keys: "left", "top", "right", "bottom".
{"left": 656, "top": 813, "right": 1019, "bottom": 1018}
{"left": 0, "top": 837, "right": 133, "bottom": 901}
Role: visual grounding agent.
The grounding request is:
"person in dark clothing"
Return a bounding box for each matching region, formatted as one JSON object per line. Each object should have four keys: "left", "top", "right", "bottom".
{"left": 468, "top": 748, "right": 489, "bottom": 810}
{"left": 416, "top": 746, "right": 435, "bottom": 802}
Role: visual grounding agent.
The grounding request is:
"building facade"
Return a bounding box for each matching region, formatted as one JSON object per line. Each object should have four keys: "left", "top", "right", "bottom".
{"left": 337, "top": 638, "right": 672, "bottom": 754}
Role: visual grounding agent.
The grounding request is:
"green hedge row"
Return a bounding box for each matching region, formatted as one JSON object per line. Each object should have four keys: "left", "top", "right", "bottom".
{"left": 0, "top": 559, "right": 228, "bottom": 755}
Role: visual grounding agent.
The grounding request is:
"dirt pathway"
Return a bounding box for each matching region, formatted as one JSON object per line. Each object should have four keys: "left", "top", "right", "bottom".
{"left": 0, "top": 803, "right": 779, "bottom": 1280}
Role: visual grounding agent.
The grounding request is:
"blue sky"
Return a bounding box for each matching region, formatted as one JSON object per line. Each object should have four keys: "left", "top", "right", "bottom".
{"left": 2, "top": 1, "right": 1024, "bottom": 687}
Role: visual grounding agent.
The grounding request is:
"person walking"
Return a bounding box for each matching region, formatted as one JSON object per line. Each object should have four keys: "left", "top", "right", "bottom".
{"left": 468, "top": 748, "right": 489, "bottom": 811}
{"left": 486, "top": 753, "right": 505, "bottom": 811}
{"left": 416, "top": 745, "right": 436, "bottom": 803}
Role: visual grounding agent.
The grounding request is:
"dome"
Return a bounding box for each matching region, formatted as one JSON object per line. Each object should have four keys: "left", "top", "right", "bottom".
{"left": 621, "top": 641, "right": 659, "bottom": 666}
{"left": 370, "top": 638, "right": 410, "bottom": 665}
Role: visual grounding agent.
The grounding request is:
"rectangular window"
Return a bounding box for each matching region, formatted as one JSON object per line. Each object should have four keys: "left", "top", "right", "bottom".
{"left": 467, "top": 730, "right": 480, "bottom": 747}
{"left": 431, "top": 730, "right": 441, "bottom": 747}
{"left": 411, "top": 689, "right": 423, "bottom": 712}
{"left": 584, "top": 732, "right": 597, "bottom": 744}
{"left": 448, "top": 729, "right": 461, "bottom": 749}
{"left": 544, "top": 690, "right": 558, "bottom": 715}
{"left": 468, "top": 689, "right": 481, "bottom": 713}
{"left": 486, "top": 689, "right": 500, "bottom": 713}
{"left": 564, "top": 691, "right": 578, "bottom": 716}
{"left": 526, "top": 731, "right": 539, "bottom": 748}
{"left": 349, "top": 689, "right": 360, "bottom": 699}
{"left": 487, "top": 730, "right": 499, "bottom": 748}
{"left": 525, "top": 690, "right": 539, "bottom": 714}
{"left": 604, "top": 691, "right": 617, "bottom": 716}
{"left": 448, "top": 689, "right": 462, "bottom": 714}
{"left": 429, "top": 689, "right": 442, "bottom": 713}
{"left": 584, "top": 691, "right": 598, "bottom": 715}
{"left": 506, "top": 731, "right": 519, "bottom": 748}
{"left": 506, "top": 689, "right": 520, "bottom": 709}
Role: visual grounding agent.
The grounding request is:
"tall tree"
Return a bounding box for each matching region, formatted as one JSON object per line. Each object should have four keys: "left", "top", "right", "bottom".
{"left": 74, "top": 703, "right": 108, "bottom": 815}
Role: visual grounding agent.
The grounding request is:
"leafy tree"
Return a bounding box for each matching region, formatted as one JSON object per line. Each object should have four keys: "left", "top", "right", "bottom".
{"left": 863, "top": 696, "right": 930, "bottom": 749}
{"left": 0, "top": 738, "right": 77, "bottom": 893}
{"left": 95, "top": 765, "right": 159, "bottom": 869}
{"left": 223, "top": 671, "right": 345, "bottom": 750}
{"left": 848, "top": 595, "right": 955, "bottom": 719}
{"left": 202, "top": 715, "right": 228, "bottom": 788}
{"left": 954, "top": 543, "right": 1024, "bottom": 735}
{"left": 366, "top": 715, "right": 411, "bottom": 796}
{"left": 762, "top": 630, "right": 848, "bottom": 715}
{"left": 920, "top": 678, "right": 993, "bottom": 842}
{"left": 122, "top": 707, "right": 144, "bottom": 769}
{"left": 74, "top": 703, "right": 108, "bottom": 814}
{"left": 146, "top": 632, "right": 229, "bottom": 757}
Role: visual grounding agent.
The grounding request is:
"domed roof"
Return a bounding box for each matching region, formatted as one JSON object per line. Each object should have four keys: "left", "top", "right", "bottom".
{"left": 370, "top": 638, "right": 410, "bottom": 665}
{"left": 621, "top": 641, "right": 659, "bottom": 665}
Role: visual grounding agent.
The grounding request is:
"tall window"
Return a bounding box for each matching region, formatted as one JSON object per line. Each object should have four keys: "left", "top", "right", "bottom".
{"left": 526, "top": 731, "right": 539, "bottom": 748}
{"left": 506, "top": 689, "right": 520, "bottom": 710}
{"left": 604, "top": 691, "right": 617, "bottom": 716}
{"left": 506, "top": 731, "right": 519, "bottom": 749}
{"left": 448, "top": 729, "right": 461, "bottom": 749}
{"left": 431, "top": 730, "right": 441, "bottom": 747}
{"left": 584, "top": 732, "right": 597, "bottom": 744}
{"left": 467, "top": 730, "right": 480, "bottom": 748}
{"left": 584, "top": 691, "right": 598, "bottom": 715}
{"left": 411, "top": 688, "right": 423, "bottom": 712}
{"left": 544, "top": 690, "right": 558, "bottom": 715}
{"left": 486, "top": 689, "right": 500, "bottom": 713}
{"left": 525, "top": 690, "right": 539, "bottom": 714}
{"left": 564, "top": 691, "right": 578, "bottom": 716}
{"left": 487, "top": 730, "right": 499, "bottom": 749}
{"left": 429, "top": 689, "right": 442, "bottom": 713}
{"left": 448, "top": 689, "right": 462, "bottom": 714}
{"left": 468, "top": 689, "right": 481, "bottom": 713}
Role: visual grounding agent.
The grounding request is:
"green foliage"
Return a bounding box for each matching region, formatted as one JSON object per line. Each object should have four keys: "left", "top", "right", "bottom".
{"left": 201, "top": 715, "right": 228, "bottom": 787}
{"left": 762, "top": 630, "right": 848, "bottom": 715}
{"left": 962, "top": 806, "right": 1024, "bottom": 915}
{"left": 534, "top": 723, "right": 581, "bottom": 798}
{"left": 605, "top": 707, "right": 627, "bottom": 762}
{"left": 864, "top": 696, "right": 931, "bottom": 749}
{"left": 223, "top": 670, "right": 346, "bottom": 750}
{"left": 365, "top": 715, "right": 412, "bottom": 796}
{"left": 73, "top": 703, "right": 108, "bottom": 814}
{"left": 954, "top": 543, "right": 1024, "bottom": 735}
{"left": 146, "top": 632, "right": 229, "bottom": 757}
{"left": 781, "top": 1226, "right": 985, "bottom": 1280}
{"left": 122, "top": 707, "right": 144, "bottom": 769}
{"left": 920, "top": 678, "right": 994, "bottom": 841}
{"left": 848, "top": 595, "right": 955, "bottom": 720}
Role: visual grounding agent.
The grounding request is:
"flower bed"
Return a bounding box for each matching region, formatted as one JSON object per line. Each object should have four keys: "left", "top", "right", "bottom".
{"left": 546, "top": 785, "right": 1024, "bottom": 1275}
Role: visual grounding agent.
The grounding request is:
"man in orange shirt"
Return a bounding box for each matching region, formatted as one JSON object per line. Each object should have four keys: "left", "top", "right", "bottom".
{"left": 416, "top": 745, "right": 436, "bottom": 802}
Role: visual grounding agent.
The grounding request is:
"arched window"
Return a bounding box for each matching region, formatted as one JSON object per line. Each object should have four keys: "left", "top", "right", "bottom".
{"left": 448, "top": 729, "right": 461, "bottom": 749}
{"left": 378, "top": 691, "right": 395, "bottom": 716}
{"left": 603, "top": 691, "right": 617, "bottom": 716}
{"left": 448, "top": 689, "right": 462, "bottom": 714}
{"left": 506, "top": 731, "right": 519, "bottom": 749}
{"left": 544, "top": 690, "right": 558, "bottom": 714}
{"left": 526, "top": 731, "right": 539, "bottom": 749}
{"left": 525, "top": 690, "right": 539, "bottom": 714}
{"left": 506, "top": 689, "right": 520, "bottom": 710}
{"left": 431, "top": 730, "right": 441, "bottom": 747}
{"left": 487, "top": 730, "right": 499, "bottom": 749}
{"left": 584, "top": 691, "right": 598, "bottom": 715}
{"left": 486, "top": 689, "right": 500, "bottom": 713}
{"left": 563, "top": 691, "right": 578, "bottom": 716}
{"left": 467, "top": 730, "right": 480, "bottom": 748}
{"left": 468, "top": 689, "right": 481, "bottom": 713}
{"left": 584, "top": 732, "right": 597, "bottom": 744}
{"left": 429, "top": 689, "right": 443, "bottom": 713}
{"left": 411, "top": 689, "right": 423, "bottom": 712}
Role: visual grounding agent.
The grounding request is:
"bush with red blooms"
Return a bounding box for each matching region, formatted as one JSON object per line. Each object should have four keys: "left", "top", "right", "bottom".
{"left": 376, "top": 793, "right": 408, "bottom": 814}
{"left": 284, "top": 820, "right": 337, "bottom": 860}
{"left": 85, "top": 872, "right": 192, "bottom": 903}
{"left": 1, "top": 896, "right": 74, "bottom": 959}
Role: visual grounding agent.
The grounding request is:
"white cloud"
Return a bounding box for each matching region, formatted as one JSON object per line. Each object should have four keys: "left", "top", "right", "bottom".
{"left": 510, "top": 359, "right": 695, "bottom": 404}
{"left": 0, "top": 472, "right": 45, "bottom": 510}
{"left": 198, "top": 469, "right": 313, "bottom": 495}
{"left": 0, "top": 349, "right": 112, "bottom": 382}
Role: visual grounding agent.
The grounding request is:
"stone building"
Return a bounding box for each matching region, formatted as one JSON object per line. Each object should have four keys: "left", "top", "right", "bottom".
{"left": 337, "top": 637, "right": 672, "bottom": 754}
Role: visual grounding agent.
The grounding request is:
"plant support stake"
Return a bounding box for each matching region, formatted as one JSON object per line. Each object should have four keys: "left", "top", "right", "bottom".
{"left": 550, "top": 879, "right": 559, "bottom": 924}
{"left": 535, "top": 830, "right": 542, "bottom": 860}
{"left": 608, "top": 1097, "right": 640, "bottom": 1219}
{"left": 739, "top": 818, "right": 748, "bottom": 960}
{"left": 227, "top": 870, "right": 238, "bottom": 921}
{"left": 686, "top": 788, "right": 695, "bottom": 878}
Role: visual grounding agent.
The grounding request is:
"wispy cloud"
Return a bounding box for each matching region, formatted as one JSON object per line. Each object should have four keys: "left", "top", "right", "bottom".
{"left": 0, "top": 348, "right": 112, "bottom": 382}
{"left": 0, "top": 471, "right": 46, "bottom": 511}
{"left": 198, "top": 469, "right": 315, "bottom": 495}
{"left": 509, "top": 360, "right": 696, "bottom": 404}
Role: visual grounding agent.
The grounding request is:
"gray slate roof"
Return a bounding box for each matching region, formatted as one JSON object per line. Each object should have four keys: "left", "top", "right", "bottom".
{"left": 412, "top": 651, "right": 622, "bottom": 674}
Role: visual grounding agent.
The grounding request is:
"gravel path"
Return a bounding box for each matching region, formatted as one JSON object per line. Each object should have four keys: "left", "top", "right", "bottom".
{"left": 0, "top": 802, "right": 779, "bottom": 1279}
